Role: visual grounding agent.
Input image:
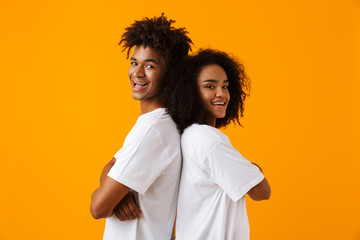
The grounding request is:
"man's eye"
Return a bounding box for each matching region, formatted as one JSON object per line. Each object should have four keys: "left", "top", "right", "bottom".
{"left": 131, "top": 62, "right": 137, "bottom": 66}
{"left": 146, "top": 65, "right": 154, "bottom": 69}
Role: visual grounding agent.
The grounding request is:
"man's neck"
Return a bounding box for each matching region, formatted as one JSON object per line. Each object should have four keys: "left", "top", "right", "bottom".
{"left": 139, "top": 99, "right": 163, "bottom": 115}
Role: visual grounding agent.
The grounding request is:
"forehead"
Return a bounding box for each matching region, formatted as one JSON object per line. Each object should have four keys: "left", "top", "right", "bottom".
{"left": 197, "top": 64, "right": 227, "bottom": 81}
{"left": 131, "top": 45, "right": 164, "bottom": 63}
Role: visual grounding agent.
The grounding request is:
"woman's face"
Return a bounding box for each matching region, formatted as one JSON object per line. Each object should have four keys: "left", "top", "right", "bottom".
{"left": 197, "top": 64, "right": 230, "bottom": 126}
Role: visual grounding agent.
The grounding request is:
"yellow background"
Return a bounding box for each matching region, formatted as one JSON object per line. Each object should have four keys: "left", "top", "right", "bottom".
{"left": 1, "top": 0, "right": 359, "bottom": 239}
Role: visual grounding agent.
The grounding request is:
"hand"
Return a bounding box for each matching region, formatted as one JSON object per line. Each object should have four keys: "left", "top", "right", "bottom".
{"left": 113, "top": 191, "right": 142, "bottom": 221}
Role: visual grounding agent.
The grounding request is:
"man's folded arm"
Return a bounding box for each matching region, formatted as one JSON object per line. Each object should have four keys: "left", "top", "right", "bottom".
{"left": 90, "top": 158, "right": 131, "bottom": 219}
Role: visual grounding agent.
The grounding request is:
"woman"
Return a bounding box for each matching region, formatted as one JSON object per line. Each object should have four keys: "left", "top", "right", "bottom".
{"left": 162, "top": 49, "right": 271, "bottom": 239}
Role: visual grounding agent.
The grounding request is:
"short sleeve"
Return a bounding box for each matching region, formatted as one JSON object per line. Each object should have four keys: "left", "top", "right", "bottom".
{"left": 205, "top": 141, "right": 264, "bottom": 202}
{"left": 108, "top": 123, "right": 169, "bottom": 194}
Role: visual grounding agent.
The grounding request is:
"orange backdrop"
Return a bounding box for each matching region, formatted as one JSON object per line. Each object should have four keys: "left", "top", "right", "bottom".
{"left": 1, "top": 0, "right": 359, "bottom": 239}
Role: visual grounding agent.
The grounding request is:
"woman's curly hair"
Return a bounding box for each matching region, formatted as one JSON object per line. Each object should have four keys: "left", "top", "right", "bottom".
{"left": 162, "top": 49, "right": 250, "bottom": 134}
{"left": 119, "top": 13, "right": 192, "bottom": 66}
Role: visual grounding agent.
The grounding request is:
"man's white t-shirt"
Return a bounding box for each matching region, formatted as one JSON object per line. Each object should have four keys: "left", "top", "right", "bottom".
{"left": 103, "top": 108, "right": 181, "bottom": 240}
{"left": 176, "top": 124, "right": 264, "bottom": 240}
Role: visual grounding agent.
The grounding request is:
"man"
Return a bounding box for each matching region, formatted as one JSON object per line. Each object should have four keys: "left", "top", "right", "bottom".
{"left": 90, "top": 14, "right": 192, "bottom": 240}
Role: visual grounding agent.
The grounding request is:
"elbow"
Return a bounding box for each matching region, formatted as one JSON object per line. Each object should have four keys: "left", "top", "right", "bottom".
{"left": 247, "top": 179, "right": 271, "bottom": 201}
{"left": 267, "top": 188, "right": 271, "bottom": 199}
{"left": 258, "top": 186, "right": 271, "bottom": 201}
{"left": 249, "top": 191, "right": 271, "bottom": 201}
{"left": 90, "top": 204, "right": 102, "bottom": 219}
{"left": 91, "top": 211, "right": 108, "bottom": 220}
{"left": 263, "top": 181, "right": 271, "bottom": 200}
{"left": 90, "top": 193, "right": 112, "bottom": 219}
{"left": 256, "top": 187, "right": 271, "bottom": 201}
{"left": 262, "top": 189, "right": 271, "bottom": 200}
{"left": 90, "top": 201, "right": 111, "bottom": 219}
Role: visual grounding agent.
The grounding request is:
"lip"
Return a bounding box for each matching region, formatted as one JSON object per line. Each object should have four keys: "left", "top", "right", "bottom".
{"left": 131, "top": 80, "right": 149, "bottom": 91}
{"left": 211, "top": 101, "right": 226, "bottom": 108}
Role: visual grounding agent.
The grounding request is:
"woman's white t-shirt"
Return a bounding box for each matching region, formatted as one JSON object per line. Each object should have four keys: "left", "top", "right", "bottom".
{"left": 176, "top": 124, "right": 264, "bottom": 240}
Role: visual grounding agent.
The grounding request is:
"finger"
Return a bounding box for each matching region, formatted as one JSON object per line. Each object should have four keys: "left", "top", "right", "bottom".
{"left": 116, "top": 204, "right": 134, "bottom": 221}
{"left": 121, "top": 204, "right": 136, "bottom": 220}
{"left": 130, "top": 192, "right": 142, "bottom": 214}
{"left": 122, "top": 195, "right": 137, "bottom": 220}
{"left": 127, "top": 194, "right": 142, "bottom": 219}
{"left": 114, "top": 207, "right": 125, "bottom": 221}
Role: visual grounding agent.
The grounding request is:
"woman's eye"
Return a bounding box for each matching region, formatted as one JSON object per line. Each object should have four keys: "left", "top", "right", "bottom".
{"left": 130, "top": 62, "right": 137, "bottom": 66}
{"left": 223, "top": 85, "right": 229, "bottom": 89}
{"left": 205, "top": 85, "right": 215, "bottom": 89}
{"left": 146, "top": 65, "right": 154, "bottom": 69}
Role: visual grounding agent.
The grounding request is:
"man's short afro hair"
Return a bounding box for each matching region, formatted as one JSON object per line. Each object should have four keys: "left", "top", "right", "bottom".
{"left": 119, "top": 13, "right": 193, "bottom": 65}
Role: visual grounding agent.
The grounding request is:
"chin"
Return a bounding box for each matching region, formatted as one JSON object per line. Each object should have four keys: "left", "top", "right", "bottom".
{"left": 132, "top": 93, "right": 144, "bottom": 100}
{"left": 214, "top": 113, "right": 226, "bottom": 119}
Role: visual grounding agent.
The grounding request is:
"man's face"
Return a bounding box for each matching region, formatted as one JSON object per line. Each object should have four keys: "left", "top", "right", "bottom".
{"left": 128, "top": 45, "right": 167, "bottom": 103}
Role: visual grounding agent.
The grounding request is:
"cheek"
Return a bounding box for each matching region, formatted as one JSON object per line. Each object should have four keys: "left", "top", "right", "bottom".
{"left": 149, "top": 72, "right": 161, "bottom": 87}
{"left": 201, "top": 92, "right": 213, "bottom": 107}
{"left": 198, "top": 89, "right": 208, "bottom": 102}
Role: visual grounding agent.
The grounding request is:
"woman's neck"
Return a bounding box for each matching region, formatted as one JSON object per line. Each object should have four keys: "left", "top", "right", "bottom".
{"left": 207, "top": 117, "right": 216, "bottom": 127}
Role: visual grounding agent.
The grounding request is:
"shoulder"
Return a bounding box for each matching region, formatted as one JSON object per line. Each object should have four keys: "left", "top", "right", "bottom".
{"left": 182, "top": 124, "right": 226, "bottom": 142}
{"left": 181, "top": 124, "right": 227, "bottom": 154}
{"left": 138, "top": 108, "right": 177, "bottom": 133}
{"left": 124, "top": 110, "right": 165, "bottom": 145}
{"left": 130, "top": 109, "right": 179, "bottom": 150}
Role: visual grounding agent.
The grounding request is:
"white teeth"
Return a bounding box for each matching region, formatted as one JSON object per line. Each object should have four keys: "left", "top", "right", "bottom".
{"left": 134, "top": 82, "right": 148, "bottom": 86}
{"left": 212, "top": 102, "right": 225, "bottom": 105}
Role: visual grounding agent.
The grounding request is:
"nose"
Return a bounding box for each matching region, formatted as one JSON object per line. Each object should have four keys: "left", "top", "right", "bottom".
{"left": 216, "top": 88, "right": 225, "bottom": 97}
{"left": 133, "top": 65, "right": 145, "bottom": 78}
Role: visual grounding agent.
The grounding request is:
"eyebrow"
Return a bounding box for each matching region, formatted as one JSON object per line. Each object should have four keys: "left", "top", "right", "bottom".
{"left": 202, "top": 79, "right": 229, "bottom": 83}
{"left": 130, "top": 57, "right": 159, "bottom": 64}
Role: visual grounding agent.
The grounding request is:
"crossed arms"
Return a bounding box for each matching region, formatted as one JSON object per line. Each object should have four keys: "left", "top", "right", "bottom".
{"left": 90, "top": 158, "right": 141, "bottom": 220}
{"left": 90, "top": 159, "right": 270, "bottom": 221}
